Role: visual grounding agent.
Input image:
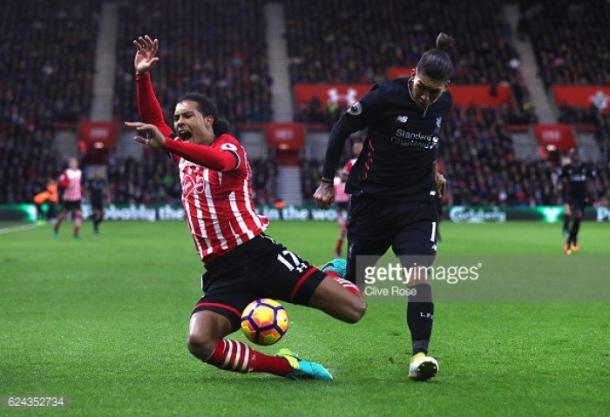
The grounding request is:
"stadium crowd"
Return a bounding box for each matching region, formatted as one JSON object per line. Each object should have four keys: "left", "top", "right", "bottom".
{"left": 0, "top": 124, "right": 60, "bottom": 204}
{"left": 1, "top": 0, "right": 608, "bottom": 210}
{"left": 441, "top": 107, "right": 610, "bottom": 206}
{"left": 284, "top": 0, "right": 520, "bottom": 85}
{"left": 1, "top": 0, "right": 99, "bottom": 125}
{"left": 517, "top": 0, "right": 610, "bottom": 87}
{"left": 105, "top": 153, "right": 278, "bottom": 206}
{"left": 114, "top": 0, "right": 272, "bottom": 124}
{"left": 0, "top": 0, "right": 98, "bottom": 204}
{"left": 284, "top": 0, "right": 535, "bottom": 123}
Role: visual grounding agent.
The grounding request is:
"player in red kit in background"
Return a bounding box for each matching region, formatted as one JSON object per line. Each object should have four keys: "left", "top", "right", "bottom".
{"left": 333, "top": 141, "right": 362, "bottom": 257}
{"left": 53, "top": 157, "right": 83, "bottom": 239}
{"left": 125, "top": 35, "right": 365, "bottom": 381}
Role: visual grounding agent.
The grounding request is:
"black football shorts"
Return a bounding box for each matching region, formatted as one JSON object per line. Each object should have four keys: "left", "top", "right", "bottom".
{"left": 192, "top": 234, "right": 326, "bottom": 330}
{"left": 346, "top": 195, "right": 439, "bottom": 283}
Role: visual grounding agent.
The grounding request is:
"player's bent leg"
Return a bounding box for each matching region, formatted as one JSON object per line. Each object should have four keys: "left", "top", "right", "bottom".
{"left": 307, "top": 275, "right": 366, "bottom": 324}
{"left": 187, "top": 310, "right": 234, "bottom": 361}
{"left": 189, "top": 309, "right": 332, "bottom": 380}
{"left": 250, "top": 234, "right": 365, "bottom": 324}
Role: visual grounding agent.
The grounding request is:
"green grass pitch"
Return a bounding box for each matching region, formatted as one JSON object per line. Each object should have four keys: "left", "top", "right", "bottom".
{"left": 1, "top": 221, "right": 609, "bottom": 417}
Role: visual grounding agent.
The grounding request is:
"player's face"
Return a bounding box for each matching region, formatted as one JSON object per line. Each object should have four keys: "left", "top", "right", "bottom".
{"left": 352, "top": 142, "right": 363, "bottom": 157}
{"left": 410, "top": 71, "right": 448, "bottom": 109}
{"left": 68, "top": 158, "right": 78, "bottom": 170}
{"left": 174, "top": 100, "right": 215, "bottom": 145}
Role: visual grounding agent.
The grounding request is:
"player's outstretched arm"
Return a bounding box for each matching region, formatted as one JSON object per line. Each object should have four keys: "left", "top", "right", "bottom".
{"left": 124, "top": 122, "right": 237, "bottom": 172}
{"left": 133, "top": 35, "right": 173, "bottom": 137}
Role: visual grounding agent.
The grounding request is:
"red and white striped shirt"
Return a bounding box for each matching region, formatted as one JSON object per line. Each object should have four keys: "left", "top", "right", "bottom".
{"left": 334, "top": 176, "right": 349, "bottom": 203}
{"left": 175, "top": 135, "right": 268, "bottom": 261}
{"left": 135, "top": 72, "right": 268, "bottom": 262}
{"left": 58, "top": 169, "right": 82, "bottom": 201}
{"left": 343, "top": 158, "right": 357, "bottom": 175}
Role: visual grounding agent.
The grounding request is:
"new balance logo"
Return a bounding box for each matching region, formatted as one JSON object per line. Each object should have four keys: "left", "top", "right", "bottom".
{"left": 396, "top": 115, "right": 409, "bottom": 123}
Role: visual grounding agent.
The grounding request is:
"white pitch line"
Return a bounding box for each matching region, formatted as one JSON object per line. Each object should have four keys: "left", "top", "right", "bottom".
{"left": 0, "top": 223, "right": 43, "bottom": 235}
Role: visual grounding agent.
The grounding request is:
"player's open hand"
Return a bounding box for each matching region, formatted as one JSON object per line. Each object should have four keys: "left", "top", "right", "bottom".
{"left": 133, "top": 35, "right": 159, "bottom": 74}
{"left": 313, "top": 182, "right": 334, "bottom": 209}
{"left": 435, "top": 171, "right": 446, "bottom": 198}
{"left": 124, "top": 122, "right": 166, "bottom": 149}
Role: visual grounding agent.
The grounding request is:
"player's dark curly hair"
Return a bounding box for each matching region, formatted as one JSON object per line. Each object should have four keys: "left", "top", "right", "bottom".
{"left": 178, "top": 92, "right": 231, "bottom": 136}
{"left": 416, "top": 32, "right": 455, "bottom": 81}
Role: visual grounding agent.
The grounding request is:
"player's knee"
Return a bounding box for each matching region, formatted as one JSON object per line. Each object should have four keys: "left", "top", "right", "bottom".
{"left": 344, "top": 296, "right": 367, "bottom": 323}
{"left": 186, "top": 333, "right": 217, "bottom": 360}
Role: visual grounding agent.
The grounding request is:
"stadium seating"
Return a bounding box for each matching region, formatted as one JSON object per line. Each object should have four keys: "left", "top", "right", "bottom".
{"left": 442, "top": 107, "right": 610, "bottom": 206}
{"left": 114, "top": 0, "right": 272, "bottom": 124}
{"left": 517, "top": 0, "right": 610, "bottom": 87}
{"left": 283, "top": 0, "right": 520, "bottom": 85}
{"left": 106, "top": 153, "right": 277, "bottom": 206}
{"left": 0, "top": 0, "right": 99, "bottom": 203}
{"left": 0, "top": 0, "right": 99, "bottom": 124}
{"left": 0, "top": 124, "right": 60, "bottom": 204}
{"left": 1, "top": 0, "right": 608, "bottom": 208}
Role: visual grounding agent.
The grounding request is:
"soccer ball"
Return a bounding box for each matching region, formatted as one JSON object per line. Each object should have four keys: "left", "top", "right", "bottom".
{"left": 240, "top": 298, "right": 289, "bottom": 345}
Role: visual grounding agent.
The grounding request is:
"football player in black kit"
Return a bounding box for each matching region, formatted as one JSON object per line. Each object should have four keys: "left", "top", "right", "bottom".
{"left": 558, "top": 149, "right": 595, "bottom": 255}
{"left": 314, "top": 33, "right": 454, "bottom": 381}
{"left": 87, "top": 170, "right": 107, "bottom": 235}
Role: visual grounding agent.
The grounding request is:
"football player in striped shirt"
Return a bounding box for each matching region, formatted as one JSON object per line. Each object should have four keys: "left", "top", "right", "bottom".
{"left": 125, "top": 35, "right": 365, "bottom": 381}
{"left": 53, "top": 158, "right": 83, "bottom": 239}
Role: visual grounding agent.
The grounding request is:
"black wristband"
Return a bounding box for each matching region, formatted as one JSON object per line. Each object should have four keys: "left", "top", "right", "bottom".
{"left": 320, "top": 177, "right": 333, "bottom": 184}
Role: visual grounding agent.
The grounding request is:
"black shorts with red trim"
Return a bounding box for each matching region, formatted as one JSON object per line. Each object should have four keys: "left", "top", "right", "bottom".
{"left": 62, "top": 200, "right": 82, "bottom": 211}
{"left": 192, "top": 234, "right": 326, "bottom": 330}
